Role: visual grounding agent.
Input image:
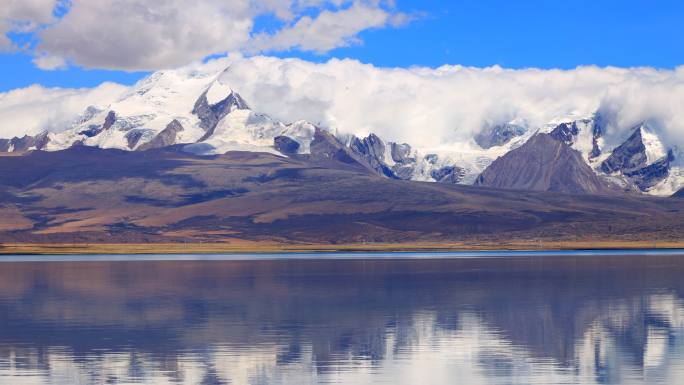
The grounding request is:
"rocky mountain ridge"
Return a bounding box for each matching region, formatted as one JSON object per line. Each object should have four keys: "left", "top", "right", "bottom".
{"left": 0, "top": 64, "right": 682, "bottom": 196}
{"left": 475, "top": 133, "right": 616, "bottom": 194}
{"left": 475, "top": 116, "right": 681, "bottom": 195}
{"left": 0, "top": 65, "right": 461, "bottom": 185}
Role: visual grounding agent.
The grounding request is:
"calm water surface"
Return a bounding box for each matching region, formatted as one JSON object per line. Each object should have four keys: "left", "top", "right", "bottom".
{"left": 0, "top": 252, "right": 683, "bottom": 384}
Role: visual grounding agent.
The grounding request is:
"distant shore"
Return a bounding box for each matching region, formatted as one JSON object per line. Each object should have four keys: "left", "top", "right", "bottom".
{"left": 1, "top": 241, "right": 683, "bottom": 255}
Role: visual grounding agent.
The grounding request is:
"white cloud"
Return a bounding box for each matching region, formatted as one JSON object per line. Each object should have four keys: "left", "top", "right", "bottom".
{"left": 23, "top": 0, "right": 406, "bottom": 71}
{"left": 4, "top": 55, "right": 684, "bottom": 153}
{"left": 0, "top": 83, "right": 128, "bottom": 138}
{"left": 250, "top": 2, "right": 408, "bottom": 53}
{"left": 33, "top": 0, "right": 254, "bottom": 70}
{"left": 31, "top": 52, "right": 66, "bottom": 70}
{"left": 0, "top": 0, "right": 57, "bottom": 50}
{"left": 212, "top": 56, "right": 684, "bottom": 149}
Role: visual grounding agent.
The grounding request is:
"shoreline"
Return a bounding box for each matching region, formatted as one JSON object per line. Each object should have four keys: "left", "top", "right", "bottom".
{"left": 1, "top": 241, "right": 684, "bottom": 255}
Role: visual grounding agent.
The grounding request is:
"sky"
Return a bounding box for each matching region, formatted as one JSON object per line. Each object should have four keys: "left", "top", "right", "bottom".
{"left": 1, "top": 0, "right": 683, "bottom": 91}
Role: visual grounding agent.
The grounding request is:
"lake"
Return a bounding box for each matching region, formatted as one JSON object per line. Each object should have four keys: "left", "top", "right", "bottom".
{"left": 0, "top": 251, "right": 683, "bottom": 384}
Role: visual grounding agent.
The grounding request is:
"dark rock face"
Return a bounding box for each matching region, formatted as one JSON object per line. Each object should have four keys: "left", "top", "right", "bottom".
{"left": 392, "top": 165, "right": 415, "bottom": 180}
{"left": 125, "top": 129, "right": 148, "bottom": 149}
{"left": 33, "top": 132, "right": 51, "bottom": 151}
{"left": 475, "top": 123, "right": 526, "bottom": 149}
{"left": 7, "top": 137, "right": 28, "bottom": 151}
{"left": 589, "top": 113, "right": 607, "bottom": 159}
{"left": 308, "top": 127, "right": 361, "bottom": 165}
{"left": 0, "top": 139, "right": 9, "bottom": 152}
{"left": 349, "top": 134, "right": 396, "bottom": 178}
{"left": 431, "top": 166, "right": 466, "bottom": 184}
{"left": 623, "top": 150, "right": 674, "bottom": 191}
{"left": 78, "top": 125, "right": 102, "bottom": 138}
{"left": 192, "top": 94, "right": 215, "bottom": 132}
{"left": 0, "top": 132, "right": 51, "bottom": 152}
{"left": 601, "top": 128, "right": 648, "bottom": 174}
{"left": 388, "top": 142, "right": 417, "bottom": 180}
{"left": 549, "top": 122, "right": 580, "bottom": 144}
{"left": 342, "top": 136, "right": 465, "bottom": 184}
{"left": 600, "top": 126, "right": 672, "bottom": 190}
{"left": 589, "top": 138, "right": 602, "bottom": 159}
{"left": 193, "top": 91, "right": 250, "bottom": 140}
{"left": 475, "top": 133, "right": 613, "bottom": 194}
{"left": 274, "top": 136, "right": 300, "bottom": 155}
{"left": 390, "top": 143, "right": 414, "bottom": 163}
{"left": 78, "top": 111, "right": 116, "bottom": 138}
{"left": 674, "top": 188, "right": 684, "bottom": 198}
{"left": 548, "top": 117, "right": 605, "bottom": 159}
{"left": 138, "top": 120, "right": 184, "bottom": 151}
{"left": 305, "top": 128, "right": 402, "bottom": 179}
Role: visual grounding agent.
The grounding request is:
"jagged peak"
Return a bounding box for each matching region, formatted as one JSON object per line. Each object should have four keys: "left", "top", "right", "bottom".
{"left": 352, "top": 132, "right": 385, "bottom": 146}
{"left": 224, "top": 90, "right": 250, "bottom": 112}
{"left": 195, "top": 87, "right": 250, "bottom": 112}
{"left": 549, "top": 121, "right": 580, "bottom": 144}
{"left": 625, "top": 121, "right": 669, "bottom": 164}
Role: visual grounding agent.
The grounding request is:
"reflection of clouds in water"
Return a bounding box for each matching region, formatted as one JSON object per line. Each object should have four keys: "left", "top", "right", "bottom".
{"left": 575, "top": 293, "right": 684, "bottom": 384}
{"left": 2, "top": 294, "right": 684, "bottom": 385}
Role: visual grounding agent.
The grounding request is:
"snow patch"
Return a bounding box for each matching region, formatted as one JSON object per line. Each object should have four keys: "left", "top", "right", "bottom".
{"left": 648, "top": 147, "right": 683, "bottom": 196}
{"left": 281, "top": 121, "right": 315, "bottom": 154}
{"left": 382, "top": 144, "right": 396, "bottom": 167}
{"left": 183, "top": 141, "right": 281, "bottom": 156}
{"left": 640, "top": 124, "right": 668, "bottom": 164}
{"left": 205, "top": 79, "right": 233, "bottom": 106}
{"left": 571, "top": 118, "right": 596, "bottom": 163}
{"left": 198, "top": 110, "right": 314, "bottom": 155}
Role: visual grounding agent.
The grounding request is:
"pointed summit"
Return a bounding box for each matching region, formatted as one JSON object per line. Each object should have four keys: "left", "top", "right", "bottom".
{"left": 637, "top": 123, "right": 668, "bottom": 164}
{"left": 601, "top": 122, "right": 668, "bottom": 174}
{"left": 600, "top": 122, "right": 672, "bottom": 191}
{"left": 475, "top": 133, "right": 614, "bottom": 194}
{"left": 193, "top": 87, "right": 251, "bottom": 138}
{"left": 221, "top": 90, "right": 250, "bottom": 113}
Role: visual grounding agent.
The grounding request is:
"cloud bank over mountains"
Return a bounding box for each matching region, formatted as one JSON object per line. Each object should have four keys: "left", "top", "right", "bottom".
{"left": 2, "top": 55, "right": 684, "bottom": 150}
{"left": 0, "top": 82, "right": 127, "bottom": 137}
{"left": 202, "top": 56, "right": 684, "bottom": 150}
{"left": 1, "top": 0, "right": 408, "bottom": 71}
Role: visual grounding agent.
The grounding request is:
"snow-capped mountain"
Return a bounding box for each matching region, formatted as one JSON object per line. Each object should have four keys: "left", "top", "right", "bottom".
{"left": 0, "top": 64, "right": 463, "bottom": 185}
{"left": 545, "top": 116, "right": 681, "bottom": 195}
{"left": 475, "top": 132, "right": 614, "bottom": 194}
{"left": 473, "top": 111, "right": 682, "bottom": 196}
{"left": 0, "top": 63, "right": 682, "bottom": 195}
{"left": 598, "top": 123, "right": 678, "bottom": 194}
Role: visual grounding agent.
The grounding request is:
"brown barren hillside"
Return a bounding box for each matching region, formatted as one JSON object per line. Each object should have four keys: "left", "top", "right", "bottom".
{"left": 0, "top": 146, "right": 683, "bottom": 252}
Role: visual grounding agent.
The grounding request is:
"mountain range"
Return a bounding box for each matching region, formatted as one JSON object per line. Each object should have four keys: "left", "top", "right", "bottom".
{"left": 2, "top": 63, "right": 683, "bottom": 196}
{"left": 1, "top": 64, "right": 683, "bottom": 246}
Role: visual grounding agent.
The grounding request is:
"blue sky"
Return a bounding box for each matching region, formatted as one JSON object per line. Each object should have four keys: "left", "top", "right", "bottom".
{"left": 1, "top": 0, "right": 683, "bottom": 92}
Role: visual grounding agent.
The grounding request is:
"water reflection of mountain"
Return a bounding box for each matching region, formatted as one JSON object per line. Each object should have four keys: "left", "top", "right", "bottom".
{"left": 0, "top": 255, "right": 683, "bottom": 384}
